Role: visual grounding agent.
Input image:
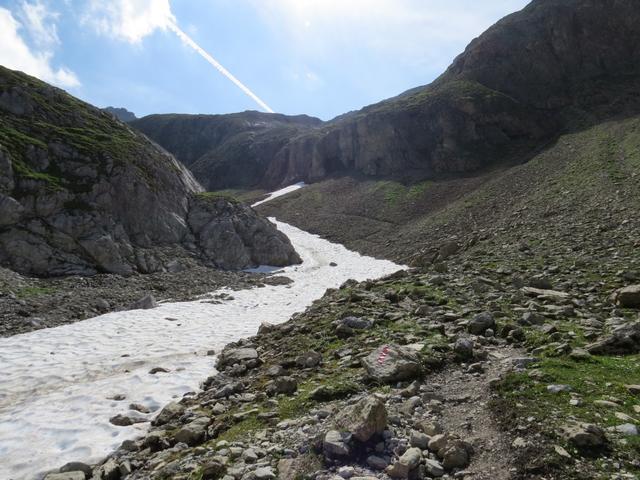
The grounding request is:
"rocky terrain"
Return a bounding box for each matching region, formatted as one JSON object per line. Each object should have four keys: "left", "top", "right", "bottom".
{"left": 131, "top": 113, "right": 321, "bottom": 190}
{"left": 0, "top": 66, "right": 300, "bottom": 277}
{"left": 41, "top": 228, "right": 640, "bottom": 479}
{"left": 104, "top": 107, "right": 137, "bottom": 123}
{"left": 133, "top": 0, "right": 640, "bottom": 191}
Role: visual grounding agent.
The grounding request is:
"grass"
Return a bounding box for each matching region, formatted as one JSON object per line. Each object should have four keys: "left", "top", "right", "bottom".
{"left": 15, "top": 286, "right": 57, "bottom": 298}
{"left": 495, "top": 354, "right": 640, "bottom": 474}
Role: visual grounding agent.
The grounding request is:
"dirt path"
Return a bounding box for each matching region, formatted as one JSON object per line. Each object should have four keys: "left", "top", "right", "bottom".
{"left": 428, "top": 346, "right": 523, "bottom": 480}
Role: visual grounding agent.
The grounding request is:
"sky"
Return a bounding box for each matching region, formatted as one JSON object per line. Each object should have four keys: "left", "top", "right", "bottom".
{"left": 0, "top": 0, "right": 531, "bottom": 120}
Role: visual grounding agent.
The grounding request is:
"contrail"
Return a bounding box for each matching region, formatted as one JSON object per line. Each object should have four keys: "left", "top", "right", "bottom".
{"left": 167, "top": 21, "right": 275, "bottom": 113}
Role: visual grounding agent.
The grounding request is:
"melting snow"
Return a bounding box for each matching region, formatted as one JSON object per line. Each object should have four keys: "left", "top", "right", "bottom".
{"left": 0, "top": 196, "right": 402, "bottom": 479}
{"left": 251, "top": 181, "right": 305, "bottom": 207}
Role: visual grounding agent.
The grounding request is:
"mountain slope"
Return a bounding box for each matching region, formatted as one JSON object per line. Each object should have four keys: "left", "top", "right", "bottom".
{"left": 131, "top": 112, "right": 322, "bottom": 190}
{"left": 133, "top": 0, "right": 640, "bottom": 190}
{"left": 0, "top": 66, "right": 300, "bottom": 277}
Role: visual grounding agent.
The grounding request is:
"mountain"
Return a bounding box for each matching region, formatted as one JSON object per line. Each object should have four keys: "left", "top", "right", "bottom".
{"left": 131, "top": 112, "right": 322, "bottom": 190}
{"left": 133, "top": 0, "right": 640, "bottom": 190}
{"left": 0, "top": 66, "right": 300, "bottom": 277}
{"left": 103, "top": 107, "right": 137, "bottom": 122}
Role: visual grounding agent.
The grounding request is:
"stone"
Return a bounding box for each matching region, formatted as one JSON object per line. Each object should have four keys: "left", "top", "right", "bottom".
{"left": 547, "top": 384, "right": 572, "bottom": 393}
{"left": 468, "top": 312, "right": 496, "bottom": 335}
{"left": 96, "top": 458, "right": 120, "bottom": 480}
{"left": 201, "top": 461, "right": 226, "bottom": 480}
{"left": 565, "top": 423, "right": 607, "bottom": 450}
{"left": 296, "top": 351, "right": 322, "bottom": 368}
{"left": 334, "top": 395, "right": 388, "bottom": 442}
{"left": 611, "top": 423, "right": 639, "bottom": 435}
{"left": 152, "top": 401, "right": 185, "bottom": 426}
{"left": 521, "top": 311, "right": 545, "bottom": 325}
{"left": 323, "top": 430, "right": 351, "bottom": 457}
{"left": 387, "top": 447, "right": 422, "bottom": 478}
{"left": 254, "top": 467, "right": 276, "bottom": 479}
{"left": 367, "top": 455, "right": 389, "bottom": 470}
{"left": 60, "top": 462, "right": 92, "bottom": 478}
{"left": 127, "top": 294, "right": 157, "bottom": 310}
{"left": 441, "top": 440, "right": 473, "bottom": 470}
{"left": 338, "top": 466, "right": 355, "bottom": 478}
{"left": 267, "top": 376, "right": 298, "bottom": 396}
{"left": 586, "top": 322, "right": 640, "bottom": 355}
{"left": 174, "top": 417, "right": 210, "bottom": 446}
{"left": 342, "top": 316, "right": 373, "bottom": 330}
{"left": 424, "top": 458, "right": 445, "bottom": 477}
{"left": 453, "top": 338, "right": 474, "bottom": 359}
{"left": 410, "top": 430, "right": 430, "bottom": 449}
{"left": 626, "top": 385, "right": 640, "bottom": 395}
{"left": 612, "top": 285, "right": 640, "bottom": 308}
{"left": 109, "top": 414, "right": 145, "bottom": 426}
{"left": 361, "top": 344, "right": 422, "bottom": 384}
{"left": 44, "top": 473, "right": 85, "bottom": 480}
{"left": 217, "top": 347, "right": 259, "bottom": 369}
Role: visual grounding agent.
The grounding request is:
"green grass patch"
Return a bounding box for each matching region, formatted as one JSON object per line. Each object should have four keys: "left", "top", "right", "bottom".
{"left": 15, "top": 286, "right": 57, "bottom": 298}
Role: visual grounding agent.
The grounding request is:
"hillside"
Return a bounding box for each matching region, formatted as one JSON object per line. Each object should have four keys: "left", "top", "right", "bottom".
{"left": 0, "top": 66, "right": 300, "bottom": 277}
{"left": 133, "top": 0, "right": 640, "bottom": 190}
{"left": 131, "top": 112, "right": 322, "bottom": 190}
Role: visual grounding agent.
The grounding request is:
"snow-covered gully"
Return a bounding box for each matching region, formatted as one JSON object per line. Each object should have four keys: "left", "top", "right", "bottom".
{"left": 0, "top": 187, "right": 403, "bottom": 480}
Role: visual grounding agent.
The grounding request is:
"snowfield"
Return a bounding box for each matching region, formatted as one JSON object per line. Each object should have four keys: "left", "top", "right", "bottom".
{"left": 0, "top": 189, "right": 402, "bottom": 479}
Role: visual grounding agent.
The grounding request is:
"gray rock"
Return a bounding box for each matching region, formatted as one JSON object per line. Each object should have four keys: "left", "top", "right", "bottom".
{"left": 361, "top": 344, "right": 422, "bottom": 384}
{"left": 44, "top": 473, "right": 85, "bottom": 480}
{"left": 217, "top": 347, "right": 259, "bottom": 369}
{"left": 342, "top": 316, "right": 373, "bottom": 330}
{"left": 611, "top": 423, "right": 638, "bottom": 435}
{"left": 586, "top": 322, "right": 640, "bottom": 354}
{"left": 323, "top": 430, "right": 351, "bottom": 457}
{"left": 565, "top": 423, "right": 607, "bottom": 449}
{"left": 424, "top": 458, "right": 445, "bottom": 477}
{"left": 254, "top": 467, "right": 276, "bottom": 480}
{"left": 126, "top": 294, "right": 157, "bottom": 310}
{"left": 334, "top": 395, "right": 388, "bottom": 442}
{"left": 296, "top": 351, "right": 322, "bottom": 368}
{"left": 410, "top": 430, "right": 430, "bottom": 449}
{"left": 612, "top": 285, "right": 640, "bottom": 308}
{"left": 386, "top": 447, "right": 422, "bottom": 478}
{"left": 453, "top": 338, "right": 474, "bottom": 359}
{"left": 267, "top": 376, "right": 298, "bottom": 396}
{"left": 152, "top": 401, "right": 185, "bottom": 426}
{"left": 174, "top": 417, "right": 210, "bottom": 446}
{"left": 468, "top": 312, "right": 496, "bottom": 335}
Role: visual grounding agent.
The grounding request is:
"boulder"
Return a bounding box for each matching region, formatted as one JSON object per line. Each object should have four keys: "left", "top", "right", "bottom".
{"left": 334, "top": 395, "right": 388, "bottom": 442}
{"left": 612, "top": 285, "right": 640, "bottom": 308}
{"left": 126, "top": 294, "right": 157, "bottom": 310}
{"left": 152, "top": 401, "right": 185, "bottom": 426}
{"left": 467, "top": 312, "right": 496, "bottom": 335}
{"left": 296, "top": 351, "right": 322, "bottom": 368}
{"left": 565, "top": 423, "right": 607, "bottom": 450}
{"left": 217, "top": 347, "right": 259, "bottom": 369}
{"left": 386, "top": 447, "right": 422, "bottom": 478}
{"left": 362, "top": 344, "right": 423, "bottom": 383}
{"left": 586, "top": 322, "right": 640, "bottom": 355}
{"left": 44, "top": 473, "right": 85, "bottom": 480}
{"left": 266, "top": 376, "right": 298, "bottom": 396}
{"left": 174, "top": 417, "right": 210, "bottom": 446}
{"left": 323, "top": 430, "right": 351, "bottom": 457}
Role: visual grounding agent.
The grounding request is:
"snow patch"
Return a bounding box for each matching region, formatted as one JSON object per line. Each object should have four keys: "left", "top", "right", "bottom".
{"left": 251, "top": 182, "right": 305, "bottom": 207}
{"left": 0, "top": 218, "right": 402, "bottom": 480}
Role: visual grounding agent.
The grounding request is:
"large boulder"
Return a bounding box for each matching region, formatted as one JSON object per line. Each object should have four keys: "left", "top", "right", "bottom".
{"left": 467, "top": 312, "right": 496, "bottom": 335}
{"left": 586, "top": 322, "right": 640, "bottom": 355}
{"left": 362, "top": 344, "right": 423, "bottom": 384}
{"left": 334, "top": 395, "right": 388, "bottom": 442}
{"left": 612, "top": 285, "right": 640, "bottom": 308}
{"left": 216, "top": 347, "right": 259, "bottom": 369}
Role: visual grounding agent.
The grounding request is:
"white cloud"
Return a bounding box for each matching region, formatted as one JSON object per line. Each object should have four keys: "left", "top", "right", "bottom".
{"left": 83, "top": 0, "right": 175, "bottom": 44}
{"left": 19, "top": 0, "right": 60, "bottom": 47}
{"left": 252, "top": 0, "right": 530, "bottom": 70}
{"left": 0, "top": 5, "right": 80, "bottom": 88}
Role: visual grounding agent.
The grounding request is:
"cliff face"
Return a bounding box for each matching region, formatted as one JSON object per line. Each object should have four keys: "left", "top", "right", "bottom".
{"left": 134, "top": 0, "right": 640, "bottom": 190}
{"left": 131, "top": 112, "right": 322, "bottom": 190}
{"left": 0, "top": 67, "right": 300, "bottom": 277}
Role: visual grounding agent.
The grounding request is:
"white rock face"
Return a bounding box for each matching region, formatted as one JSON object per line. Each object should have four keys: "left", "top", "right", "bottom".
{"left": 0, "top": 217, "right": 402, "bottom": 480}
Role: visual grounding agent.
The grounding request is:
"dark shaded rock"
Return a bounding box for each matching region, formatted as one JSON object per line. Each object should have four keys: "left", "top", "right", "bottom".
{"left": 612, "top": 285, "right": 640, "bottom": 308}
{"left": 586, "top": 322, "right": 640, "bottom": 355}
{"left": 127, "top": 294, "right": 157, "bottom": 310}
{"left": 468, "top": 312, "right": 496, "bottom": 335}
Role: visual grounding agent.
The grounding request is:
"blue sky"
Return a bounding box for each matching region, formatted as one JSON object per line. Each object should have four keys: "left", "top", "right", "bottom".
{"left": 0, "top": 0, "right": 531, "bottom": 120}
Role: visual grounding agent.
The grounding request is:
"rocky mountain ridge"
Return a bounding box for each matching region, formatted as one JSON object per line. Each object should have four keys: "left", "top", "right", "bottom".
{"left": 133, "top": 0, "right": 640, "bottom": 191}
{"left": 0, "top": 66, "right": 300, "bottom": 277}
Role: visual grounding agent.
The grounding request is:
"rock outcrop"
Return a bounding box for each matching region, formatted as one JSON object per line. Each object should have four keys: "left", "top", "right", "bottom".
{"left": 133, "top": 0, "right": 640, "bottom": 190}
{"left": 0, "top": 66, "right": 300, "bottom": 277}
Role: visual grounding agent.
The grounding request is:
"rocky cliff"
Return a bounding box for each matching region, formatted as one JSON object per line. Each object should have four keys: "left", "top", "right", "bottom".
{"left": 0, "top": 66, "right": 300, "bottom": 277}
{"left": 103, "top": 107, "right": 137, "bottom": 122}
{"left": 131, "top": 112, "right": 322, "bottom": 190}
{"left": 133, "top": 0, "right": 640, "bottom": 190}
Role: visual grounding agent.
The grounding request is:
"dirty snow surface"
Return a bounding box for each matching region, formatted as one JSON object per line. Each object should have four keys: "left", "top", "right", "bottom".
{"left": 251, "top": 181, "right": 305, "bottom": 207}
{"left": 0, "top": 195, "right": 402, "bottom": 479}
